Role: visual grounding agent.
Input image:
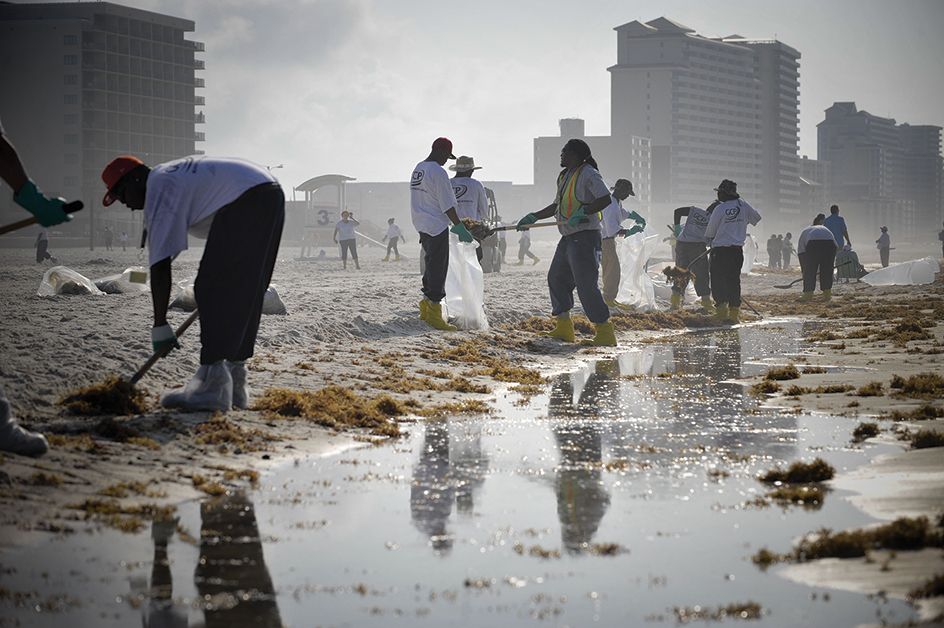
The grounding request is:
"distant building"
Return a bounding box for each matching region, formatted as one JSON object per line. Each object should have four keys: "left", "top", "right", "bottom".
{"left": 0, "top": 2, "right": 205, "bottom": 241}
{"left": 798, "top": 156, "right": 830, "bottom": 219}
{"left": 817, "top": 102, "right": 942, "bottom": 239}
{"left": 606, "top": 17, "right": 800, "bottom": 221}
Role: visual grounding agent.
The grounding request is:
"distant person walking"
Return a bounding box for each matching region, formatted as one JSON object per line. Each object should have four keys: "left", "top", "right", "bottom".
{"left": 383, "top": 217, "right": 402, "bottom": 261}
{"left": 35, "top": 225, "right": 55, "bottom": 264}
{"left": 705, "top": 179, "right": 762, "bottom": 323}
{"left": 823, "top": 204, "right": 851, "bottom": 249}
{"left": 876, "top": 226, "right": 891, "bottom": 267}
{"left": 410, "top": 137, "right": 474, "bottom": 331}
{"left": 939, "top": 221, "right": 944, "bottom": 258}
{"left": 781, "top": 232, "right": 795, "bottom": 269}
{"left": 766, "top": 235, "right": 779, "bottom": 269}
{"left": 515, "top": 228, "right": 539, "bottom": 265}
{"left": 104, "top": 226, "right": 114, "bottom": 251}
{"left": 120, "top": 230, "right": 128, "bottom": 251}
{"left": 673, "top": 201, "right": 718, "bottom": 312}
{"left": 600, "top": 178, "right": 644, "bottom": 308}
{"left": 797, "top": 213, "right": 838, "bottom": 302}
{"left": 495, "top": 214, "right": 509, "bottom": 263}
{"left": 333, "top": 210, "right": 360, "bottom": 270}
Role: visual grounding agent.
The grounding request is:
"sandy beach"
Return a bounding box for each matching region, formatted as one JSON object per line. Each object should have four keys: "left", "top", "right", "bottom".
{"left": 0, "top": 237, "right": 942, "bottom": 622}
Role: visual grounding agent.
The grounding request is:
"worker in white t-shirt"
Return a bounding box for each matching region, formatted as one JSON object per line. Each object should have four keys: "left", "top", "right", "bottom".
{"left": 383, "top": 217, "right": 403, "bottom": 261}
{"left": 450, "top": 155, "right": 488, "bottom": 262}
{"left": 101, "top": 155, "right": 284, "bottom": 412}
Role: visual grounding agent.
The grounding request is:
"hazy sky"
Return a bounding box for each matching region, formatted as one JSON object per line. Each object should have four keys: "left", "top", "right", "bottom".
{"left": 23, "top": 0, "right": 944, "bottom": 189}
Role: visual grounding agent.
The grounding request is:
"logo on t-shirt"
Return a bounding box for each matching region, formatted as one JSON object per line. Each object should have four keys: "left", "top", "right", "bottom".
{"left": 724, "top": 204, "right": 741, "bottom": 219}
{"left": 691, "top": 213, "right": 708, "bottom": 225}
{"left": 411, "top": 171, "right": 424, "bottom": 188}
{"left": 453, "top": 184, "right": 468, "bottom": 199}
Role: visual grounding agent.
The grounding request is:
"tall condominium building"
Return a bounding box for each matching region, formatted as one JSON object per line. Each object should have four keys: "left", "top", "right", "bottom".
{"left": 608, "top": 17, "right": 800, "bottom": 222}
{"left": 0, "top": 1, "right": 205, "bottom": 238}
{"left": 817, "top": 102, "right": 942, "bottom": 238}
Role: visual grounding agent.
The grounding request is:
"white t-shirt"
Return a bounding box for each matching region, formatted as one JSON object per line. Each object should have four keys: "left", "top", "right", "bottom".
{"left": 335, "top": 219, "right": 357, "bottom": 241}
{"left": 452, "top": 176, "right": 488, "bottom": 222}
{"left": 876, "top": 232, "right": 890, "bottom": 249}
{"left": 797, "top": 225, "right": 835, "bottom": 254}
{"left": 600, "top": 194, "right": 636, "bottom": 239}
{"left": 678, "top": 206, "right": 712, "bottom": 244}
{"left": 37, "top": 226, "right": 48, "bottom": 241}
{"left": 705, "top": 199, "right": 762, "bottom": 247}
{"left": 385, "top": 223, "right": 402, "bottom": 239}
{"left": 553, "top": 165, "right": 608, "bottom": 236}
{"left": 411, "top": 160, "right": 457, "bottom": 236}
{"left": 143, "top": 156, "right": 277, "bottom": 266}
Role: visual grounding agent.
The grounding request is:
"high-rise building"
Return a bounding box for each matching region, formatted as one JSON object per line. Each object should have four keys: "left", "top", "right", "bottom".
{"left": 0, "top": 1, "right": 205, "bottom": 240}
{"left": 607, "top": 17, "right": 800, "bottom": 223}
{"left": 817, "top": 102, "right": 942, "bottom": 239}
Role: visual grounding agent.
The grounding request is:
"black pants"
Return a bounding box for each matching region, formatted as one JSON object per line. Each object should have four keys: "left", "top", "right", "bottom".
{"left": 36, "top": 240, "right": 51, "bottom": 263}
{"left": 195, "top": 183, "right": 285, "bottom": 365}
{"left": 709, "top": 246, "right": 743, "bottom": 309}
{"left": 420, "top": 229, "right": 449, "bottom": 303}
{"left": 801, "top": 240, "right": 836, "bottom": 293}
{"left": 386, "top": 236, "right": 399, "bottom": 257}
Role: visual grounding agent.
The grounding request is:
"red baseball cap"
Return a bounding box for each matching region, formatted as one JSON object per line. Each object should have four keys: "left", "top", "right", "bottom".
{"left": 431, "top": 137, "right": 456, "bottom": 159}
{"left": 101, "top": 155, "right": 144, "bottom": 206}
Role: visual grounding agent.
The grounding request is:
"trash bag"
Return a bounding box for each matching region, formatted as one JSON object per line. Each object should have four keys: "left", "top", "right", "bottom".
{"left": 169, "top": 277, "right": 197, "bottom": 311}
{"left": 38, "top": 266, "right": 104, "bottom": 296}
{"left": 741, "top": 233, "right": 758, "bottom": 274}
{"left": 862, "top": 257, "right": 939, "bottom": 286}
{"left": 615, "top": 225, "right": 660, "bottom": 312}
{"left": 93, "top": 266, "right": 150, "bottom": 294}
{"left": 262, "top": 285, "right": 287, "bottom": 315}
{"left": 444, "top": 235, "right": 488, "bottom": 330}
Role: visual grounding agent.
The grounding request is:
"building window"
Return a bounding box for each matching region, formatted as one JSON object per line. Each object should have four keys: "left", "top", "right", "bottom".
{"left": 64, "top": 176, "right": 78, "bottom": 187}
{"left": 65, "top": 154, "right": 78, "bottom": 164}
{"left": 64, "top": 134, "right": 78, "bottom": 144}
{"left": 64, "top": 35, "right": 77, "bottom": 45}
{"left": 64, "top": 94, "right": 77, "bottom": 105}
{"left": 64, "top": 55, "right": 77, "bottom": 65}
{"left": 64, "top": 114, "right": 78, "bottom": 124}
{"left": 64, "top": 75, "right": 77, "bottom": 85}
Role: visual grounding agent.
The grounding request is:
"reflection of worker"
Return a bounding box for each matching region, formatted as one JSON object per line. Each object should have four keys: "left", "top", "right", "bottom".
{"left": 705, "top": 179, "right": 761, "bottom": 323}
{"left": 333, "top": 210, "right": 360, "bottom": 270}
{"left": 411, "top": 137, "right": 474, "bottom": 332}
{"left": 145, "top": 518, "right": 188, "bottom": 627}
{"left": 600, "top": 178, "right": 644, "bottom": 309}
{"left": 875, "top": 226, "right": 890, "bottom": 268}
{"left": 516, "top": 139, "right": 616, "bottom": 346}
{"left": 0, "top": 116, "right": 77, "bottom": 457}
{"left": 672, "top": 202, "right": 717, "bottom": 312}
{"left": 796, "top": 213, "right": 836, "bottom": 302}
{"left": 383, "top": 217, "right": 402, "bottom": 261}
{"left": 102, "top": 155, "right": 284, "bottom": 412}
{"left": 411, "top": 422, "right": 455, "bottom": 554}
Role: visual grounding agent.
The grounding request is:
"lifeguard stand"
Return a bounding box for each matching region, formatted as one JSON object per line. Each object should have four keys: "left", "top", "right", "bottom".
{"left": 293, "top": 174, "right": 357, "bottom": 258}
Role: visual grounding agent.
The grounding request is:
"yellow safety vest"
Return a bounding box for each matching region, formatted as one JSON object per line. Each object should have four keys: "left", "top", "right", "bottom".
{"left": 556, "top": 164, "right": 586, "bottom": 220}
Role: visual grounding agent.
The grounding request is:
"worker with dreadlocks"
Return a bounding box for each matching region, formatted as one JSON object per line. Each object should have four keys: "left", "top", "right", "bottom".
{"left": 516, "top": 139, "right": 615, "bottom": 346}
{"left": 671, "top": 201, "right": 719, "bottom": 312}
{"left": 704, "top": 179, "right": 761, "bottom": 323}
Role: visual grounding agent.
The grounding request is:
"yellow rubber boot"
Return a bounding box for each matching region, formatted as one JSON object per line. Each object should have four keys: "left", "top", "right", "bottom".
{"left": 383, "top": 255, "right": 389, "bottom": 262}
{"left": 669, "top": 294, "right": 681, "bottom": 311}
{"left": 425, "top": 302, "right": 457, "bottom": 331}
{"left": 712, "top": 306, "right": 729, "bottom": 321}
{"left": 822, "top": 289, "right": 832, "bottom": 301}
{"left": 727, "top": 306, "right": 740, "bottom": 323}
{"left": 797, "top": 292, "right": 814, "bottom": 302}
{"left": 515, "top": 260, "right": 524, "bottom": 265}
{"left": 395, "top": 255, "right": 401, "bottom": 261}
{"left": 538, "top": 316, "right": 575, "bottom": 342}
{"left": 419, "top": 298, "right": 429, "bottom": 321}
{"left": 532, "top": 257, "right": 540, "bottom": 265}
{"left": 581, "top": 322, "right": 617, "bottom": 346}
{"left": 700, "top": 298, "right": 716, "bottom": 313}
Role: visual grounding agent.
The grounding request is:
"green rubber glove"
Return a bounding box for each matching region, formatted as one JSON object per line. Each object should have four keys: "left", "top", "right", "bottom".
{"left": 450, "top": 222, "right": 474, "bottom": 243}
{"left": 674, "top": 224, "right": 683, "bottom": 237}
{"left": 14, "top": 179, "right": 72, "bottom": 227}
{"left": 151, "top": 324, "right": 180, "bottom": 356}
{"left": 623, "top": 225, "right": 645, "bottom": 237}
{"left": 516, "top": 213, "right": 538, "bottom": 231}
{"left": 382, "top": 235, "right": 387, "bottom": 242}
{"left": 566, "top": 207, "right": 586, "bottom": 227}
{"left": 628, "top": 211, "right": 647, "bottom": 228}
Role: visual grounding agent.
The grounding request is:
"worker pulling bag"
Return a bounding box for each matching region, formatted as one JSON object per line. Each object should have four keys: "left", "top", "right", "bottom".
{"left": 443, "top": 236, "right": 488, "bottom": 330}
{"left": 614, "top": 225, "right": 659, "bottom": 313}
{"left": 741, "top": 233, "right": 758, "bottom": 274}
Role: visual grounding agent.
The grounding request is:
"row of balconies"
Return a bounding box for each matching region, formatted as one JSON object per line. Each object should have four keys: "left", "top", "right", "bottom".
{"left": 81, "top": 80, "right": 200, "bottom": 99}
{"left": 81, "top": 112, "right": 204, "bottom": 130}
{"left": 81, "top": 40, "right": 201, "bottom": 67}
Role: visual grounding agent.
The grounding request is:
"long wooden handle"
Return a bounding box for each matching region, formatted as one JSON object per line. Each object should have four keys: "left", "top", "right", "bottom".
{"left": 491, "top": 221, "right": 570, "bottom": 233}
{"left": 0, "top": 201, "right": 84, "bottom": 236}
{"left": 129, "top": 310, "right": 200, "bottom": 385}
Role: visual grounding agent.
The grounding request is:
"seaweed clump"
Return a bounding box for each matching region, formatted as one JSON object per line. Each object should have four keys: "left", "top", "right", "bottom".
{"left": 890, "top": 372, "right": 944, "bottom": 399}
{"left": 764, "top": 365, "right": 800, "bottom": 381}
{"left": 758, "top": 457, "right": 835, "bottom": 484}
{"left": 252, "top": 386, "right": 404, "bottom": 437}
{"left": 58, "top": 375, "right": 148, "bottom": 416}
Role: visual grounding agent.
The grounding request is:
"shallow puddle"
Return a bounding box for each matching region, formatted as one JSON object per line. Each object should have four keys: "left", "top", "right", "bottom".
{"left": 0, "top": 321, "right": 920, "bottom": 626}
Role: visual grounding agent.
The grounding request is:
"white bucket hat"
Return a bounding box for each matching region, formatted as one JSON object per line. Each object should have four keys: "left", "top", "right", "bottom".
{"left": 449, "top": 155, "right": 482, "bottom": 172}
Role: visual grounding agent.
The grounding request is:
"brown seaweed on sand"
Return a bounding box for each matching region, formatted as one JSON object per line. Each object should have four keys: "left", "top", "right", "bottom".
{"left": 58, "top": 375, "right": 148, "bottom": 416}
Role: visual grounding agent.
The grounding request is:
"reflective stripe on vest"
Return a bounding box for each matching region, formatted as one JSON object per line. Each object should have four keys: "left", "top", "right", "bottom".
{"left": 556, "top": 164, "right": 586, "bottom": 219}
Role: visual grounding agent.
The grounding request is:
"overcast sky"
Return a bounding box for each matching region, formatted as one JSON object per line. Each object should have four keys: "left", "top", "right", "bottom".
{"left": 23, "top": 0, "right": 944, "bottom": 189}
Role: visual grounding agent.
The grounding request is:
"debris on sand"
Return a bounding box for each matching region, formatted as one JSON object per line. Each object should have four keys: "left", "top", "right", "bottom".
{"left": 758, "top": 457, "right": 835, "bottom": 483}
{"left": 251, "top": 386, "right": 405, "bottom": 437}
{"left": 57, "top": 375, "right": 148, "bottom": 416}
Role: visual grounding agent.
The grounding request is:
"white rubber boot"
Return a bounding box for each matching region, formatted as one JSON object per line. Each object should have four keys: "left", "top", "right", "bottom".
{"left": 161, "top": 361, "right": 233, "bottom": 412}
{"left": 227, "top": 360, "right": 249, "bottom": 410}
{"left": 0, "top": 388, "right": 47, "bottom": 456}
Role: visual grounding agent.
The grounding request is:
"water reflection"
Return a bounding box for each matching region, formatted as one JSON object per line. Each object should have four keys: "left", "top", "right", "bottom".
{"left": 145, "top": 518, "right": 188, "bottom": 627}
{"left": 411, "top": 421, "right": 489, "bottom": 554}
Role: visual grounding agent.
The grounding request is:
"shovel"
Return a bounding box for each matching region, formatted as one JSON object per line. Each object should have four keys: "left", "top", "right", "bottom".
{"left": 774, "top": 260, "right": 853, "bottom": 289}
{"left": 129, "top": 310, "right": 200, "bottom": 385}
{"left": 484, "top": 219, "right": 586, "bottom": 238}
{"left": 0, "top": 201, "right": 84, "bottom": 235}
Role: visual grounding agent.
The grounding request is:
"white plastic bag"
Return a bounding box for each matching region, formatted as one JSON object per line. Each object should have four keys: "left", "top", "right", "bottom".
{"left": 262, "top": 285, "right": 288, "bottom": 315}
{"left": 38, "top": 266, "right": 104, "bottom": 296}
{"left": 862, "top": 257, "right": 939, "bottom": 286}
{"left": 444, "top": 236, "right": 488, "bottom": 330}
{"left": 93, "top": 266, "right": 150, "bottom": 294}
{"left": 741, "top": 233, "right": 758, "bottom": 274}
{"left": 169, "top": 276, "right": 197, "bottom": 311}
{"left": 615, "top": 225, "right": 659, "bottom": 313}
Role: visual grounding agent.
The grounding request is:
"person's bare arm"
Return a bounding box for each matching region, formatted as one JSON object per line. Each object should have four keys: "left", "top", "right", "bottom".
{"left": 0, "top": 132, "right": 29, "bottom": 193}
{"left": 150, "top": 257, "right": 172, "bottom": 327}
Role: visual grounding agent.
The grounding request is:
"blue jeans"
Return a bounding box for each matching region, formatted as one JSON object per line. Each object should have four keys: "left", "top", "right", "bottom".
{"left": 548, "top": 231, "right": 609, "bottom": 324}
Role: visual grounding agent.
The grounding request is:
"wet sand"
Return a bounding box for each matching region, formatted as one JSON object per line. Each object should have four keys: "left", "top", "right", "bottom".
{"left": 0, "top": 240, "right": 942, "bottom": 621}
